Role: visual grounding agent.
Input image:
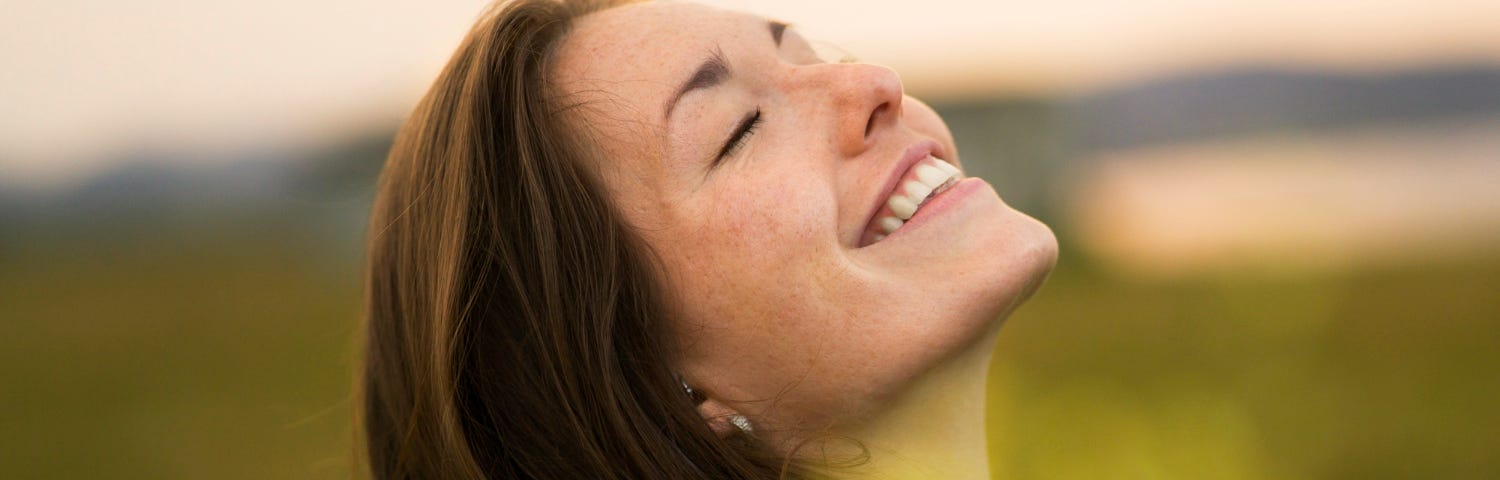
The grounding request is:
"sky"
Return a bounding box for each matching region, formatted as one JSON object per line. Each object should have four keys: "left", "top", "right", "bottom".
{"left": 4, "top": 0, "right": 1499, "bottom": 191}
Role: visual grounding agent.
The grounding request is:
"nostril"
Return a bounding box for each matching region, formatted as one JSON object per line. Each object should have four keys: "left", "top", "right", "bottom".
{"left": 865, "top": 102, "right": 889, "bottom": 137}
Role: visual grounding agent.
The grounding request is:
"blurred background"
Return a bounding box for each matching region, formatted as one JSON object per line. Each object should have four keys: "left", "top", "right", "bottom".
{"left": 3, "top": 0, "right": 1498, "bottom": 478}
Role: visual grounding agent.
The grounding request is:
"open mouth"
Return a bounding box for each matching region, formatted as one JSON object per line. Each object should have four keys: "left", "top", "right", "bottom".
{"left": 860, "top": 154, "right": 963, "bottom": 247}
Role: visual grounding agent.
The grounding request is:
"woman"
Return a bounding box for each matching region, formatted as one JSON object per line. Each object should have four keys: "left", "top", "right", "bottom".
{"left": 359, "top": 0, "right": 1057, "bottom": 478}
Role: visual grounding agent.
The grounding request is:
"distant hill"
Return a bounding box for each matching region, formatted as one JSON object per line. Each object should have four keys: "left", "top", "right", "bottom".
{"left": 0, "top": 134, "right": 390, "bottom": 247}
{"left": 1070, "top": 65, "right": 1500, "bottom": 152}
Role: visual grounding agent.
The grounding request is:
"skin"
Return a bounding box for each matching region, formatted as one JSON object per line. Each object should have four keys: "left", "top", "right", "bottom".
{"left": 550, "top": 2, "right": 1058, "bottom": 477}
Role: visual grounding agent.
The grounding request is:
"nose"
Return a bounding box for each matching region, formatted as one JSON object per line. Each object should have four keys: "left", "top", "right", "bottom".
{"left": 806, "top": 63, "right": 904, "bottom": 157}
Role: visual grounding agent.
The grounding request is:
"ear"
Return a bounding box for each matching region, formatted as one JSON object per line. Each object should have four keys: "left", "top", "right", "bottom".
{"left": 694, "top": 398, "right": 743, "bottom": 438}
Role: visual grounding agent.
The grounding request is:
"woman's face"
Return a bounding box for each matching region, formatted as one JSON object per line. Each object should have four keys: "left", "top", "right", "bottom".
{"left": 551, "top": 2, "right": 1056, "bottom": 438}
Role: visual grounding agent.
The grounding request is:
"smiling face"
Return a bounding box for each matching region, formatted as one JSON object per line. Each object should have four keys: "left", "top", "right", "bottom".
{"left": 549, "top": 2, "right": 1057, "bottom": 444}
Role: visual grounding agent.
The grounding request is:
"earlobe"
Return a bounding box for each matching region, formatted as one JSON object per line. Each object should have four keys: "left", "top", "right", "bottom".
{"left": 679, "top": 375, "right": 754, "bottom": 438}
{"left": 695, "top": 398, "right": 753, "bottom": 438}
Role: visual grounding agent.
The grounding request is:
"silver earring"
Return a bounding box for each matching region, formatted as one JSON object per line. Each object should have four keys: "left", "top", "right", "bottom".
{"left": 728, "top": 414, "right": 754, "bottom": 436}
{"left": 678, "top": 375, "right": 703, "bottom": 404}
{"left": 678, "top": 375, "right": 751, "bottom": 436}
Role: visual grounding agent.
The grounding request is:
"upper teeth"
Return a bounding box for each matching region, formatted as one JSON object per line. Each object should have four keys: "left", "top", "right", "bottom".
{"left": 876, "top": 156, "right": 961, "bottom": 237}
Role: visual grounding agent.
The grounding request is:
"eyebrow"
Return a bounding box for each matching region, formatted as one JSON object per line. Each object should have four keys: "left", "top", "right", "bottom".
{"left": 663, "top": 20, "right": 790, "bottom": 121}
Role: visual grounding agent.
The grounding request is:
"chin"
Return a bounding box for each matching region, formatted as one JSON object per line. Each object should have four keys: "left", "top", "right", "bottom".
{"left": 986, "top": 208, "right": 1057, "bottom": 316}
{"left": 950, "top": 185, "right": 1059, "bottom": 342}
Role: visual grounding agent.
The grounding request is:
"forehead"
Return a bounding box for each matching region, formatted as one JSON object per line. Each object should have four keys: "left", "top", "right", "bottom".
{"left": 550, "top": 2, "right": 759, "bottom": 129}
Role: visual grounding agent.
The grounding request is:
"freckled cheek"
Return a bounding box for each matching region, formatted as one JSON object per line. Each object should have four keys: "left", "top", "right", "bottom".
{"left": 666, "top": 181, "right": 832, "bottom": 317}
{"left": 710, "top": 177, "right": 828, "bottom": 244}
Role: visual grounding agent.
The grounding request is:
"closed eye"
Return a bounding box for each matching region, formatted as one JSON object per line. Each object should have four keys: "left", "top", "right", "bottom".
{"left": 715, "top": 108, "right": 761, "bottom": 165}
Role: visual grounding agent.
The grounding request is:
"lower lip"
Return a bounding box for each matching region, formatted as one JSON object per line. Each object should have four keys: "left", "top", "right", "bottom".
{"left": 887, "top": 177, "right": 985, "bottom": 240}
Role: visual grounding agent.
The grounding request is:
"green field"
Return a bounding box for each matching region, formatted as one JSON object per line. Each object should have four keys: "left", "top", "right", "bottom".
{"left": 4, "top": 223, "right": 1497, "bottom": 479}
{"left": 990, "top": 246, "right": 1500, "bottom": 479}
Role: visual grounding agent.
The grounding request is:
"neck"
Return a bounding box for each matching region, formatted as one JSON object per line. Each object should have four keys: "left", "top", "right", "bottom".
{"left": 822, "top": 333, "right": 999, "bottom": 480}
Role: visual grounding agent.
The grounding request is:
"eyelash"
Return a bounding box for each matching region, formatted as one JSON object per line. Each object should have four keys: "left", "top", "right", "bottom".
{"left": 716, "top": 108, "right": 761, "bottom": 164}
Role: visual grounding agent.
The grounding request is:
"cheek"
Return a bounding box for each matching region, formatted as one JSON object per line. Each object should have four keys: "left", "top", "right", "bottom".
{"left": 653, "top": 163, "right": 857, "bottom": 359}
{"left": 664, "top": 168, "right": 835, "bottom": 313}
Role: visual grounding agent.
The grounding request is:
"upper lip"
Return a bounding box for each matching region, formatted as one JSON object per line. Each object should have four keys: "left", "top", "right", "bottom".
{"left": 855, "top": 138, "right": 945, "bottom": 246}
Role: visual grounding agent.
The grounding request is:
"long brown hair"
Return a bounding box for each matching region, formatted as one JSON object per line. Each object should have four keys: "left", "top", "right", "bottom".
{"left": 359, "top": 0, "right": 806, "bottom": 478}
